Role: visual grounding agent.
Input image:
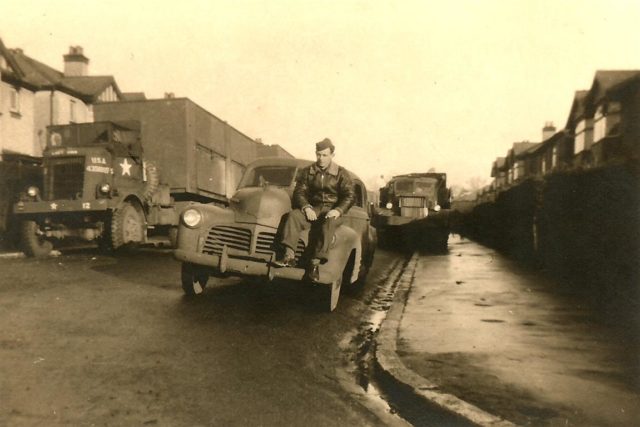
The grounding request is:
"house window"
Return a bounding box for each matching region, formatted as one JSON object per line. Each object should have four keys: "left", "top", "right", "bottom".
{"left": 552, "top": 146, "right": 557, "bottom": 168}
{"left": 70, "top": 99, "right": 76, "bottom": 122}
{"left": 593, "top": 102, "right": 621, "bottom": 143}
{"left": 574, "top": 119, "right": 593, "bottom": 154}
{"left": 9, "top": 87, "right": 20, "bottom": 114}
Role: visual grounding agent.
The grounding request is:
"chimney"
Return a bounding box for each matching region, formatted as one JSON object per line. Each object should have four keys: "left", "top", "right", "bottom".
{"left": 542, "top": 121, "right": 556, "bottom": 141}
{"left": 63, "top": 46, "right": 89, "bottom": 76}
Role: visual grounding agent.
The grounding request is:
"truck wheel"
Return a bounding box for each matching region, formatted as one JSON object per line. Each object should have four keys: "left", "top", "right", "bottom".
{"left": 111, "top": 201, "right": 145, "bottom": 250}
{"left": 21, "top": 220, "right": 53, "bottom": 257}
{"left": 181, "top": 262, "right": 209, "bottom": 296}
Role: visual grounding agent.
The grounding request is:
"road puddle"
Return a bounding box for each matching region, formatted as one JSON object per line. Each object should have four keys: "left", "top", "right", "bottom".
{"left": 337, "top": 256, "right": 411, "bottom": 426}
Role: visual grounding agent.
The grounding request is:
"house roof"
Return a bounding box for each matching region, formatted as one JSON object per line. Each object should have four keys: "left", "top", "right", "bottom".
{"left": 565, "top": 70, "right": 640, "bottom": 128}
{"left": 0, "top": 38, "right": 122, "bottom": 102}
{"left": 121, "top": 92, "right": 147, "bottom": 101}
{"left": 565, "top": 90, "right": 589, "bottom": 128}
{"left": 589, "top": 70, "right": 640, "bottom": 103}
{"left": 491, "top": 157, "right": 507, "bottom": 177}
{"left": 0, "top": 38, "right": 24, "bottom": 79}
{"left": 61, "top": 75, "right": 122, "bottom": 100}
{"left": 512, "top": 142, "right": 539, "bottom": 157}
{"left": 527, "top": 130, "right": 566, "bottom": 155}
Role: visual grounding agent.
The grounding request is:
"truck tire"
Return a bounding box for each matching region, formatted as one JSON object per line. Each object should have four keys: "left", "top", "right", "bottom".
{"left": 143, "top": 161, "right": 159, "bottom": 201}
{"left": 21, "top": 220, "right": 53, "bottom": 257}
{"left": 110, "top": 201, "right": 145, "bottom": 250}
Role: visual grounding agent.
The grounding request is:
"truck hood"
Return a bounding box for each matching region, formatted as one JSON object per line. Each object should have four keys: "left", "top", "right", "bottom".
{"left": 230, "top": 186, "right": 292, "bottom": 227}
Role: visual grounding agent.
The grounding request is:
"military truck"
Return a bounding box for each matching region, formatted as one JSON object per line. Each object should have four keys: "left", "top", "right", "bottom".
{"left": 13, "top": 98, "right": 291, "bottom": 257}
{"left": 374, "top": 172, "right": 452, "bottom": 250}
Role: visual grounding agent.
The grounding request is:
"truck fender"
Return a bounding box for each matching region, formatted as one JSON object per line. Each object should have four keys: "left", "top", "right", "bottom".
{"left": 323, "top": 225, "right": 360, "bottom": 284}
{"left": 113, "top": 194, "right": 147, "bottom": 220}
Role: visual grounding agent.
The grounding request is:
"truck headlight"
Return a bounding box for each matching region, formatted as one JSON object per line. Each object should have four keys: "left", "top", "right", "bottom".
{"left": 182, "top": 209, "right": 203, "bottom": 228}
{"left": 99, "top": 183, "right": 111, "bottom": 194}
{"left": 434, "top": 204, "right": 441, "bottom": 212}
{"left": 27, "top": 186, "right": 39, "bottom": 198}
{"left": 386, "top": 202, "right": 393, "bottom": 209}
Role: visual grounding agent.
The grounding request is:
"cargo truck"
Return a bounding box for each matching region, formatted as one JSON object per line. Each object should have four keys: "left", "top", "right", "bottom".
{"left": 373, "top": 172, "right": 452, "bottom": 250}
{"left": 13, "top": 98, "right": 291, "bottom": 257}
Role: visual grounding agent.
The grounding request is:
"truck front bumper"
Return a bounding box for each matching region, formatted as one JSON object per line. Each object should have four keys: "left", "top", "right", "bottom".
{"left": 174, "top": 248, "right": 335, "bottom": 286}
{"left": 14, "top": 199, "right": 111, "bottom": 215}
{"left": 375, "top": 210, "right": 451, "bottom": 228}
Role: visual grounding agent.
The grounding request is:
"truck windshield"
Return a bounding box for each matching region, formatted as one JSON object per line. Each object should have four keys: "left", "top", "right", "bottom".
{"left": 414, "top": 180, "right": 437, "bottom": 194}
{"left": 394, "top": 179, "right": 438, "bottom": 194}
{"left": 239, "top": 166, "right": 297, "bottom": 188}
{"left": 394, "top": 180, "right": 413, "bottom": 192}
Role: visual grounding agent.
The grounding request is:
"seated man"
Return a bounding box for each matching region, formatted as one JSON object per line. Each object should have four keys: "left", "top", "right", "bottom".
{"left": 274, "top": 138, "right": 355, "bottom": 282}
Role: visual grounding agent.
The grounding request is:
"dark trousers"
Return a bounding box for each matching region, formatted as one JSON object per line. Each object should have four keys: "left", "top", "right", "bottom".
{"left": 281, "top": 206, "right": 343, "bottom": 261}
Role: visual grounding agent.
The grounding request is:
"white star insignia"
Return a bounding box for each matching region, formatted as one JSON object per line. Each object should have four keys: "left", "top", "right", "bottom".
{"left": 50, "top": 203, "right": 58, "bottom": 210}
{"left": 120, "top": 158, "right": 132, "bottom": 176}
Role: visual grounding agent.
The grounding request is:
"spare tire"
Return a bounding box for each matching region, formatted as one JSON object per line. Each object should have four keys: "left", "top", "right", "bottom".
{"left": 143, "top": 161, "right": 159, "bottom": 201}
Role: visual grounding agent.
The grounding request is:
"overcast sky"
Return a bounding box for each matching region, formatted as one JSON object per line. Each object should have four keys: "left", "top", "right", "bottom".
{"left": 2, "top": 0, "right": 639, "bottom": 188}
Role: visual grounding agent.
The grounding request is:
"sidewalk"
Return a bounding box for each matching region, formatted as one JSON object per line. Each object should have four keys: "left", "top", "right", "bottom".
{"left": 379, "top": 236, "right": 640, "bottom": 426}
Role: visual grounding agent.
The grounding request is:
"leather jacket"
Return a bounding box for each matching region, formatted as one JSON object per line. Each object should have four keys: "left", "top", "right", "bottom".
{"left": 293, "top": 161, "right": 355, "bottom": 215}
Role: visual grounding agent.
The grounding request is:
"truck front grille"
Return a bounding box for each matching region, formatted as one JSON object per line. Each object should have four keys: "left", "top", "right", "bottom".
{"left": 256, "top": 231, "right": 305, "bottom": 259}
{"left": 401, "top": 207, "right": 427, "bottom": 218}
{"left": 47, "top": 157, "right": 85, "bottom": 200}
{"left": 202, "top": 226, "right": 252, "bottom": 255}
{"left": 399, "top": 196, "right": 425, "bottom": 208}
{"left": 202, "top": 226, "right": 307, "bottom": 259}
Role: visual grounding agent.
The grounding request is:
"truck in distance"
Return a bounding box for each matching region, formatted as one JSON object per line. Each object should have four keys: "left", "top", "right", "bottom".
{"left": 374, "top": 172, "right": 452, "bottom": 250}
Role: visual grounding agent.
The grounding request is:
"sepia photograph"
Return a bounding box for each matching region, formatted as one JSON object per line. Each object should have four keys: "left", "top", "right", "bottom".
{"left": 1, "top": 1, "right": 639, "bottom": 425}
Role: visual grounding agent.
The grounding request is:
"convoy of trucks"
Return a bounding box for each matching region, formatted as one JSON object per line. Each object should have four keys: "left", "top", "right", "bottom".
{"left": 373, "top": 172, "right": 452, "bottom": 250}
{"left": 8, "top": 96, "right": 452, "bottom": 258}
{"left": 12, "top": 98, "right": 291, "bottom": 257}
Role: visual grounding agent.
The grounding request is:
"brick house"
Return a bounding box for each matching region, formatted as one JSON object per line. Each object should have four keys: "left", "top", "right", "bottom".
{"left": 0, "top": 40, "right": 123, "bottom": 159}
{"left": 565, "top": 71, "right": 640, "bottom": 169}
{"left": 585, "top": 70, "right": 640, "bottom": 167}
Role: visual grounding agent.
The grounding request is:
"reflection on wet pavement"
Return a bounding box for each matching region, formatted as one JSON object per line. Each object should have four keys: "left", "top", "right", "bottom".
{"left": 399, "top": 235, "right": 640, "bottom": 426}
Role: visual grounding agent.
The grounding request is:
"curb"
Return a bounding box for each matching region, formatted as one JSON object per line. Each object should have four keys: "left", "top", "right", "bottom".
{"left": 375, "top": 253, "right": 516, "bottom": 427}
{"left": 0, "top": 251, "right": 25, "bottom": 259}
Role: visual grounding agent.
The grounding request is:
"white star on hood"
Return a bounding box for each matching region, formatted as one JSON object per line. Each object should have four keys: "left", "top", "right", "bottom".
{"left": 120, "top": 158, "right": 132, "bottom": 176}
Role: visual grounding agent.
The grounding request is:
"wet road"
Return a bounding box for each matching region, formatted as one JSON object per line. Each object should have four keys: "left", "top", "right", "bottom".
{"left": 0, "top": 247, "right": 407, "bottom": 426}
{"left": 399, "top": 236, "right": 640, "bottom": 426}
{"left": 3, "top": 237, "right": 637, "bottom": 426}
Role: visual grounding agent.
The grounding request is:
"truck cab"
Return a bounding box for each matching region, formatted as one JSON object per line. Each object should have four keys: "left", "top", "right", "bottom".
{"left": 374, "top": 172, "right": 452, "bottom": 250}
{"left": 13, "top": 121, "right": 164, "bottom": 256}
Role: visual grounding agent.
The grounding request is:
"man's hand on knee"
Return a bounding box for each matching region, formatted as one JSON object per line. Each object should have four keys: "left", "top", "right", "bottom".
{"left": 304, "top": 207, "right": 318, "bottom": 221}
{"left": 326, "top": 209, "right": 341, "bottom": 219}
